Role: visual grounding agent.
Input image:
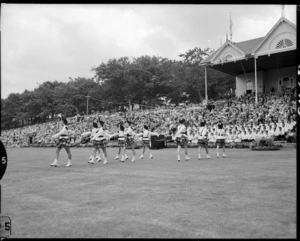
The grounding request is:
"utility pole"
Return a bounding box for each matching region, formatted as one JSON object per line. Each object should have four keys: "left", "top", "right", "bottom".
{"left": 205, "top": 66, "right": 208, "bottom": 104}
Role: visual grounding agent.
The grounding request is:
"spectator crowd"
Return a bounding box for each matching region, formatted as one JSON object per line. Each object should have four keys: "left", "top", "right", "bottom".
{"left": 1, "top": 91, "right": 296, "bottom": 148}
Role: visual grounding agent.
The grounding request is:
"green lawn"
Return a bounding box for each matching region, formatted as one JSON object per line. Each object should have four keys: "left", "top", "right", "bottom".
{"left": 1, "top": 147, "right": 296, "bottom": 238}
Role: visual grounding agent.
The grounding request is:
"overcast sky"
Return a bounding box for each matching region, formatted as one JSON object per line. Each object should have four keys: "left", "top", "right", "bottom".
{"left": 1, "top": 4, "right": 296, "bottom": 99}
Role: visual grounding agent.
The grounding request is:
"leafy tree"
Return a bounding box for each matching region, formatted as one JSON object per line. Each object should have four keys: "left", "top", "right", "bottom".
{"left": 1, "top": 45, "right": 236, "bottom": 130}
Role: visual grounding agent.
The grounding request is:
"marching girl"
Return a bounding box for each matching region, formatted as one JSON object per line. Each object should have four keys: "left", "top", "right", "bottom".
{"left": 112, "top": 123, "right": 127, "bottom": 162}
{"left": 136, "top": 124, "right": 159, "bottom": 159}
{"left": 197, "top": 120, "right": 210, "bottom": 159}
{"left": 216, "top": 121, "right": 227, "bottom": 158}
{"left": 207, "top": 126, "right": 216, "bottom": 147}
{"left": 124, "top": 120, "right": 137, "bottom": 162}
{"left": 90, "top": 120, "right": 110, "bottom": 165}
{"left": 175, "top": 118, "right": 190, "bottom": 162}
{"left": 50, "top": 118, "right": 72, "bottom": 167}
{"left": 88, "top": 121, "right": 102, "bottom": 164}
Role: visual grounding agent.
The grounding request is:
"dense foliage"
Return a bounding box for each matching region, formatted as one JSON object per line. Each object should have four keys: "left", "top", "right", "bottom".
{"left": 1, "top": 47, "right": 235, "bottom": 130}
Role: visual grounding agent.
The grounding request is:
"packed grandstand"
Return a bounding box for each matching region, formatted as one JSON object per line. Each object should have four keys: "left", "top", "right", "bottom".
{"left": 1, "top": 90, "right": 296, "bottom": 149}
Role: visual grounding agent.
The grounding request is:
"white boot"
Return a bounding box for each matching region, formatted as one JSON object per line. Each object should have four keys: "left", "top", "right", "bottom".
{"left": 185, "top": 156, "right": 191, "bottom": 161}
{"left": 198, "top": 154, "right": 201, "bottom": 160}
{"left": 50, "top": 159, "right": 58, "bottom": 167}
{"left": 222, "top": 153, "right": 227, "bottom": 158}
{"left": 103, "top": 158, "right": 108, "bottom": 165}
{"left": 115, "top": 155, "right": 119, "bottom": 160}
{"left": 149, "top": 154, "right": 153, "bottom": 159}
{"left": 140, "top": 154, "right": 144, "bottom": 159}
{"left": 125, "top": 154, "right": 129, "bottom": 160}
{"left": 131, "top": 156, "right": 135, "bottom": 162}
{"left": 96, "top": 155, "right": 101, "bottom": 162}
{"left": 65, "top": 159, "right": 72, "bottom": 167}
{"left": 207, "top": 154, "right": 211, "bottom": 159}
{"left": 177, "top": 155, "right": 180, "bottom": 162}
{"left": 120, "top": 156, "right": 125, "bottom": 162}
{"left": 88, "top": 157, "right": 95, "bottom": 164}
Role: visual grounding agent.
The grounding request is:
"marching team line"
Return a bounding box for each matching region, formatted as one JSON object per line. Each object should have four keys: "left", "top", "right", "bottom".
{"left": 49, "top": 117, "right": 228, "bottom": 167}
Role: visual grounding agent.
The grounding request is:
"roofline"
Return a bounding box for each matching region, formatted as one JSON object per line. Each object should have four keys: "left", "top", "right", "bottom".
{"left": 201, "top": 40, "right": 246, "bottom": 65}
{"left": 253, "top": 45, "right": 296, "bottom": 58}
{"left": 200, "top": 47, "right": 296, "bottom": 67}
{"left": 201, "top": 45, "right": 220, "bottom": 64}
{"left": 252, "top": 17, "right": 297, "bottom": 53}
{"left": 210, "top": 40, "right": 245, "bottom": 63}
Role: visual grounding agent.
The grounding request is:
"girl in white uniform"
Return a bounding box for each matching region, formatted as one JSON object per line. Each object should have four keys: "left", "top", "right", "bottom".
{"left": 197, "top": 120, "right": 210, "bottom": 159}
{"left": 50, "top": 118, "right": 72, "bottom": 167}
{"left": 124, "top": 121, "right": 137, "bottom": 162}
{"left": 175, "top": 119, "right": 190, "bottom": 162}
{"left": 136, "top": 125, "right": 159, "bottom": 159}
{"left": 88, "top": 121, "right": 102, "bottom": 164}
{"left": 90, "top": 120, "right": 110, "bottom": 165}
{"left": 216, "top": 122, "right": 227, "bottom": 158}
{"left": 112, "top": 123, "right": 127, "bottom": 162}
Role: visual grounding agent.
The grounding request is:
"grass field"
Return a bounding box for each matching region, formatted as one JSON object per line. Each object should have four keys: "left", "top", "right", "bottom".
{"left": 1, "top": 147, "right": 296, "bottom": 238}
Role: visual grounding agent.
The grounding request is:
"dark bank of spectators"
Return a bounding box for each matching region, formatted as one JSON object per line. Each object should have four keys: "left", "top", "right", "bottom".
{"left": 1, "top": 91, "right": 296, "bottom": 148}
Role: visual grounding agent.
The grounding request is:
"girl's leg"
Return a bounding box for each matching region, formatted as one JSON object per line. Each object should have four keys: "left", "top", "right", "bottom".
{"left": 131, "top": 146, "right": 136, "bottom": 162}
{"left": 217, "top": 144, "right": 220, "bottom": 158}
{"left": 205, "top": 142, "right": 210, "bottom": 158}
{"left": 50, "top": 147, "right": 61, "bottom": 166}
{"left": 96, "top": 148, "right": 102, "bottom": 161}
{"left": 140, "top": 146, "right": 145, "bottom": 159}
{"left": 65, "top": 147, "right": 72, "bottom": 166}
{"left": 56, "top": 147, "right": 61, "bottom": 160}
{"left": 89, "top": 152, "right": 93, "bottom": 161}
{"left": 198, "top": 145, "right": 201, "bottom": 159}
{"left": 177, "top": 145, "right": 181, "bottom": 161}
{"left": 222, "top": 144, "right": 227, "bottom": 157}
{"left": 89, "top": 148, "right": 97, "bottom": 164}
{"left": 147, "top": 146, "right": 153, "bottom": 159}
{"left": 115, "top": 147, "right": 121, "bottom": 159}
{"left": 185, "top": 144, "right": 190, "bottom": 161}
{"left": 121, "top": 146, "right": 126, "bottom": 161}
{"left": 102, "top": 147, "right": 108, "bottom": 164}
{"left": 124, "top": 146, "right": 128, "bottom": 160}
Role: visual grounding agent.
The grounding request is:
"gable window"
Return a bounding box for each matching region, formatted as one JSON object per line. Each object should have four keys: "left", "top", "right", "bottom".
{"left": 223, "top": 54, "right": 233, "bottom": 61}
{"left": 276, "top": 39, "right": 293, "bottom": 49}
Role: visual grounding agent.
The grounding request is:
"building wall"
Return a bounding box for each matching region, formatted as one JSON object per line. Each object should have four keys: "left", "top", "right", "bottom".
{"left": 235, "top": 71, "right": 263, "bottom": 97}
{"left": 264, "top": 66, "right": 296, "bottom": 92}
{"left": 235, "top": 65, "right": 296, "bottom": 97}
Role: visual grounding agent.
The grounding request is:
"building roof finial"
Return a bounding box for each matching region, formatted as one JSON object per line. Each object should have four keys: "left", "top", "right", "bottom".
{"left": 229, "top": 12, "right": 233, "bottom": 41}
{"left": 281, "top": 5, "right": 285, "bottom": 18}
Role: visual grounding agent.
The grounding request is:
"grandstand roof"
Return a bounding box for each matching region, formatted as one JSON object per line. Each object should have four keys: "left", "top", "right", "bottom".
{"left": 201, "top": 17, "right": 296, "bottom": 66}
{"left": 206, "top": 48, "right": 296, "bottom": 76}
{"left": 201, "top": 37, "right": 264, "bottom": 65}
{"left": 235, "top": 37, "right": 264, "bottom": 55}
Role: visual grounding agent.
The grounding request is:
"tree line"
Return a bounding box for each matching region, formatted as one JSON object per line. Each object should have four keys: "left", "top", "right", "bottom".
{"left": 1, "top": 47, "right": 235, "bottom": 130}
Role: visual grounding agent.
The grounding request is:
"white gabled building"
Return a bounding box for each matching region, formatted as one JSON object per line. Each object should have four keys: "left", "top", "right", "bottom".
{"left": 201, "top": 17, "right": 297, "bottom": 102}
